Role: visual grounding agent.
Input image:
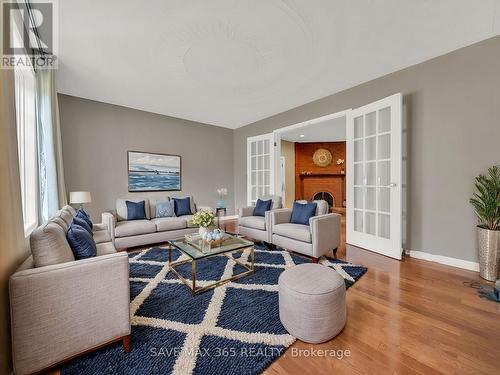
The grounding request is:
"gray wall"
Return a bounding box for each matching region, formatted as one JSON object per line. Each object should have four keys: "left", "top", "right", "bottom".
{"left": 59, "top": 95, "right": 234, "bottom": 220}
{"left": 234, "top": 35, "right": 500, "bottom": 263}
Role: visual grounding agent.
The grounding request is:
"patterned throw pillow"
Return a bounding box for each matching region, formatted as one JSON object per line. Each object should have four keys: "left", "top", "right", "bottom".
{"left": 156, "top": 200, "right": 175, "bottom": 218}
{"left": 66, "top": 223, "right": 97, "bottom": 260}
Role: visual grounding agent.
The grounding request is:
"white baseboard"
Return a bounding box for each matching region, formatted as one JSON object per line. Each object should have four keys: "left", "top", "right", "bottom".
{"left": 408, "top": 250, "right": 479, "bottom": 272}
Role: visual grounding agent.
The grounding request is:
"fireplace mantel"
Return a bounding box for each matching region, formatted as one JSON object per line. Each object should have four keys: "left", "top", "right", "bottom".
{"left": 299, "top": 173, "right": 345, "bottom": 179}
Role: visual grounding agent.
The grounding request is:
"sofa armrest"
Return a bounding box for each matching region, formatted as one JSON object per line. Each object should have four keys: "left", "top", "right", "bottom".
{"left": 102, "top": 211, "right": 116, "bottom": 240}
{"left": 93, "top": 223, "right": 107, "bottom": 231}
{"left": 9, "top": 252, "right": 130, "bottom": 375}
{"left": 197, "top": 206, "right": 214, "bottom": 213}
{"left": 270, "top": 208, "right": 292, "bottom": 227}
{"left": 238, "top": 206, "right": 254, "bottom": 217}
{"left": 309, "top": 213, "right": 341, "bottom": 257}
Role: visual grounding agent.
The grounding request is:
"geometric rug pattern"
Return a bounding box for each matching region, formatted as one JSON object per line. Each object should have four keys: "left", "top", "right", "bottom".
{"left": 61, "top": 244, "right": 367, "bottom": 375}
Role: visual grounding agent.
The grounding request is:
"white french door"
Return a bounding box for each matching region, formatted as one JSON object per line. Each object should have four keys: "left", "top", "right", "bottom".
{"left": 346, "top": 93, "right": 403, "bottom": 259}
{"left": 247, "top": 133, "right": 276, "bottom": 206}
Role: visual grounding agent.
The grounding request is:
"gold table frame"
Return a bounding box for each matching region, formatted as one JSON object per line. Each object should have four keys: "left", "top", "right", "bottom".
{"left": 167, "top": 243, "right": 255, "bottom": 296}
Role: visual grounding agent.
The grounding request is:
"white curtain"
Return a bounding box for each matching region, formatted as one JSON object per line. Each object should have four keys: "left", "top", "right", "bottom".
{"left": 35, "top": 68, "right": 67, "bottom": 222}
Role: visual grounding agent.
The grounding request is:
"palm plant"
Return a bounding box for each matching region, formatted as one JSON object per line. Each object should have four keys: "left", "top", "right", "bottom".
{"left": 470, "top": 165, "right": 500, "bottom": 231}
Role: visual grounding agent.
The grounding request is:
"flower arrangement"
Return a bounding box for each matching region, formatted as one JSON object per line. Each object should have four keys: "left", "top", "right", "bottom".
{"left": 217, "top": 187, "right": 228, "bottom": 197}
{"left": 191, "top": 210, "right": 215, "bottom": 228}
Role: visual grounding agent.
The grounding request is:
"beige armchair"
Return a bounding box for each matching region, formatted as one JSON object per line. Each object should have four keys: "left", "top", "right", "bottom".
{"left": 238, "top": 195, "right": 282, "bottom": 243}
{"left": 270, "top": 200, "right": 341, "bottom": 262}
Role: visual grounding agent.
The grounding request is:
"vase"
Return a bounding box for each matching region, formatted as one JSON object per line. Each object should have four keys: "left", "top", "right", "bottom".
{"left": 199, "top": 226, "right": 208, "bottom": 236}
{"left": 477, "top": 226, "right": 500, "bottom": 281}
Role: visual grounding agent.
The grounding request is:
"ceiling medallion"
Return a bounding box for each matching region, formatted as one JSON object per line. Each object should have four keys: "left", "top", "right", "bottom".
{"left": 312, "top": 148, "right": 332, "bottom": 167}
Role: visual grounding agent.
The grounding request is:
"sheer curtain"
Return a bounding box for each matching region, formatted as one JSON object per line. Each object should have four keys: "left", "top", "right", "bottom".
{"left": 35, "top": 68, "right": 67, "bottom": 222}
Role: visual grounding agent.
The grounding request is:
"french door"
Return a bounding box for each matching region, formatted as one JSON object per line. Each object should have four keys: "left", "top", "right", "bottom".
{"left": 247, "top": 133, "right": 276, "bottom": 206}
{"left": 346, "top": 93, "right": 403, "bottom": 259}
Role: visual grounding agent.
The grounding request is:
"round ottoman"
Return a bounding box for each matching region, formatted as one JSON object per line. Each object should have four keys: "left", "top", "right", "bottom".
{"left": 278, "top": 263, "right": 346, "bottom": 343}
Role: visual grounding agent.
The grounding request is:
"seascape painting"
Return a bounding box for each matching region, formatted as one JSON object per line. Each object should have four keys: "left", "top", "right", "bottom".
{"left": 128, "top": 151, "right": 181, "bottom": 192}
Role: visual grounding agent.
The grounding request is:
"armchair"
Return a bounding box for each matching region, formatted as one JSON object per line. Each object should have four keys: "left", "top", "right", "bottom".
{"left": 270, "top": 200, "right": 341, "bottom": 262}
{"left": 237, "top": 195, "right": 282, "bottom": 243}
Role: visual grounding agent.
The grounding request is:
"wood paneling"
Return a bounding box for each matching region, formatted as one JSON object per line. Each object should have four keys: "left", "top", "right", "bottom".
{"left": 295, "top": 142, "right": 346, "bottom": 207}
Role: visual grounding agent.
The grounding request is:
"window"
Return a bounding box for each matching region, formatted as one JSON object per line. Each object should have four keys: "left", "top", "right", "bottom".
{"left": 14, "top": 66, "right": 38, "bottom": 235}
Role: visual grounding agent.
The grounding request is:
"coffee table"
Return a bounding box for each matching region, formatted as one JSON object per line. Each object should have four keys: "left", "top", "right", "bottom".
{"left": 167, "top": 234, "right": 255, "bottom": 295}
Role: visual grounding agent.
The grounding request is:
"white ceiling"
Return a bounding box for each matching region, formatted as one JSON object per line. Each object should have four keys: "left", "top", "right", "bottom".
{"left": 57, "top": 0, "right": 500, "bottom": 129}
{"left": 281, "top": 116, "right": 346, "bottom": 143}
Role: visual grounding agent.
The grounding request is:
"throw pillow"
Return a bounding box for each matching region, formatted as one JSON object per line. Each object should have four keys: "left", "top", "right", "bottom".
{"left": 156, "top": 200, "right": 176, "bottom": 217}
{"left": 126, "top": 200, "right": 147, "bottom": 220}
{"left": 173, "top": 197, "right": 192, "bottom": 216}
{"left": 76, "top": 208, "right": 93, "bottom": 229}
{"left": 253, "top": 199, "right": 272, "bottom": 217}
{"left": 66, "top": 223, "right": 97, "bottom": 260}
{"left": 72, "top": 216, "right": 92, "bottom": 235}
{"left": 290, "top": 201, "right": 317, "bottom": 225}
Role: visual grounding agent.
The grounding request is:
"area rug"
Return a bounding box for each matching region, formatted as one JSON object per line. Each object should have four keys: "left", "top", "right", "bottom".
{"left": 61, "top": 244, "right": 367, "bottom": 375}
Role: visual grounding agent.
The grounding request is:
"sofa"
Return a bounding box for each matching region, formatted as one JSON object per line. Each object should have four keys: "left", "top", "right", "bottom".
{"left": 9, "top": 205, "right": 131, "bottom": 375}
{"left": 103, "top": 196, "right": 203, "bottom": 249}
{"left": 237, "top": 195, "right": 282, "bottom": 243}
{"left": 270, "top": 200, "right": 341, "bottom": 262}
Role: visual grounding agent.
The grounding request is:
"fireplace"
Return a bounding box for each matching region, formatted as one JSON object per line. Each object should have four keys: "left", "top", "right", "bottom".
{"left": 313, "top": 191, "right": 334, "bottom": 210}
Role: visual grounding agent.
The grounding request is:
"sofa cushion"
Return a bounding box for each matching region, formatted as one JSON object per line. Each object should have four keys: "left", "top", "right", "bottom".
{"left": 260, "top": 195, "right": 283, "bottom": 209}
{"left": 170, "top": 195, "right": 196, "bottom": 215}
{"left": 59, "top": 207, "right": 74, "bottom": 226}
{"left": 72, "top": 216, "right": 92, "bottom": 235}
{"left": 296, "top": 200, "right": 329, "bottom": 216}
{"left": 152, "top": 217, "right": 187, "bottom": 232}
{"left": 149, "top": 197, "right": 169, "bottom": 219}
{"left": 126, "top": 200, "right": 148, "bottom": 220}
{"left": 30, "top": 222, "right": 75, "bottom": 267}
{"left": 66, "top": 223, "right": 97, "bottom": 260}
{"left": 290, "top": 201, "right": 317, "bottom": 225}
{"left": 173, "top": 197, "right": 192, "bottom": 216}
{"left": 156, "top": 200, "right": 175, "bottom": 218}
{"left": 179, "top": 215, "right": 198, "bottom": 228}
{"left": 253, "top": 199, "right": 272, "bottom": 217}
{"left": 239, "top": 216, "right": 266, "bottom": 231}
{"left": 96, "top": 241, "right": 116, "bottom": 256}
{"left": 273, "top": 223, "right": 312, "bottom": 243}
{"left": 93, "top": 230, "right": 112, "bottom": 244}
{"left": 116, "top": 198, "right": 150, "bottom": 221}
{"left": 115, "top": 220, "right": 156, "bottom": 238}
{"left": 76, "top": 208, "right": 93, "bottom": 229}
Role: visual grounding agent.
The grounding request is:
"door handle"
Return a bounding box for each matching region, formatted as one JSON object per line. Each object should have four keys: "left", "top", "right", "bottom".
{"left": 386, "top": 183, "right": 397, "bottom": 188}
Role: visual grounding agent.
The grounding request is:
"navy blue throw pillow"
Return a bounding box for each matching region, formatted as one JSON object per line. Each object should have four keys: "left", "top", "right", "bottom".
{"left": 126, "top": 200, "right": 147, "bottom": 220}
{"left": 76, "top": 208, "right": 93, "bottom": 229}
{"left": 67, "top": 223, "right": 97, "bottom": 260}
{"left": 72, "top": 216, "right": 92, "bottom": 235}
{"left": 290, "top": 201, "right": 317, "bottom": 225}
{"left": 173, "top": 197, "right": 192, "bottom": 216}
{"left": 253, "top": 199, "right": 272, "bottom": 217}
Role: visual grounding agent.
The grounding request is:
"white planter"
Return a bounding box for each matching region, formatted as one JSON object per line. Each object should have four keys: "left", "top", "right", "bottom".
{"left": 199, "top": 226, "right": 208, "bottom": 236}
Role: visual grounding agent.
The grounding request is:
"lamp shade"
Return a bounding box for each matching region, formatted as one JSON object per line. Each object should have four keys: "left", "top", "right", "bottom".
{"left": 69, "top": 191, "right": 92, "bottom": 204}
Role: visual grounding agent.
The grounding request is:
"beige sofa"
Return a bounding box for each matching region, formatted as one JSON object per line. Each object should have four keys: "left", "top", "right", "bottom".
{"left": 9, "top": 205, "right": 130, "bottom": 375}
{"left": 103, "top": 196, "right": 202, "bottom": 249}
{"left": 270, "top": 200, "right": 341, "bottom": 262}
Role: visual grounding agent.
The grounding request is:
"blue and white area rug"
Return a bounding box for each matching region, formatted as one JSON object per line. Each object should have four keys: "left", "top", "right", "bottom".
{"left": 62, "top": 244, "right": 367, "bottom": 375}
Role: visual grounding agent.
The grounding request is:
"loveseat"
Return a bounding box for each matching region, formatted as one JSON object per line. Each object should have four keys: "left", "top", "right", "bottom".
{"left": 103, "top": 196, "right": 202, "bottom": 249}
{"left": 9, "top": 205, "right": 130, "bottom": 375}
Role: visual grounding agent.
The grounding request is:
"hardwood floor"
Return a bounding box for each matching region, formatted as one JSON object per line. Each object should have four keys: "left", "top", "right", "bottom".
{"left": 46, "top": 217, "right": 499, "bottom": 375}
{"left": 262, "top": 216, "right": 500, "bottom": 375}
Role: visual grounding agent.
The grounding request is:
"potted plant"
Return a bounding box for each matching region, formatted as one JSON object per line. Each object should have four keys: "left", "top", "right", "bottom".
{"left": 191, "top": 210, "right": 215, "bottom": 236}
{"left": 470, "top": 165, "right": 500, "bottom": 281}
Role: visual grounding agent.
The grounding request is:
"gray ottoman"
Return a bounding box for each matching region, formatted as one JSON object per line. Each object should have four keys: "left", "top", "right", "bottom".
{"left": 278, "top": 263, "right": 346, "bottom": 343}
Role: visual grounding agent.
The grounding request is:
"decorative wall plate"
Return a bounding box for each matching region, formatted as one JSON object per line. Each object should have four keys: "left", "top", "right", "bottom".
{"left": 312, "top": 148, "right": 332, "bottom": 167}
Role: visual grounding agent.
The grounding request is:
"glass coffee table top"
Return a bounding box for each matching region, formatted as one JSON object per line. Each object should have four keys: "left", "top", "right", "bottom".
{"left": 168, "top": 234, "right": 254, "bottom": 260}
